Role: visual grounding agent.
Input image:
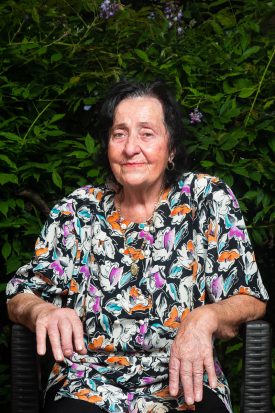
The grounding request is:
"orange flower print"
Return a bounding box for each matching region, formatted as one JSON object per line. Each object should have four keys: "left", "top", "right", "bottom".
{"left": 171, "top": 204, "right": 191, "bottom": 216}
{"left": 239, "top": 286, "right": 251, "bottom": 295}
{"left": 164, "top": 306, "right": 190, "bottom": 329}
{"left": 106, "top": 356, "right": 131, "bottom": 366}
{"left": 218, "top": 250, "right": 240, "bottom": 262}
{"left": 88, "top": 336, "right": 104, "bottom": 351}
{"left": 74, "top": 389, "right": 102, "bottom": 403}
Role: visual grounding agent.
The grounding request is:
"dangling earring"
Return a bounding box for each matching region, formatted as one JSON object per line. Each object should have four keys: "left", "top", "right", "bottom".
{"left": 167, "top": 158, "right": 175, "bottom": 171}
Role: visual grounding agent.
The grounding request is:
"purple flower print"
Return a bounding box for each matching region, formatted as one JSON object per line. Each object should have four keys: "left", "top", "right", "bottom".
{"left": 139, "top": 230, "right": 154, "bottom": 245}
{"left": 142, "top": 376, "right": 154, "bottom": 384}
{"left": 181, "top": 185, "right": 191, "bottom": 194}
{"left": 50, "top": 261, "right": 64, "bottom": 275}
{"left": 164, "top": 228, "right": 175, "bottom": 252}
{"left": 211, "top": 275, "right": 223, "bottom": 299}
{"left": 93, "top": 296, "right": 101, "bottom": 313}
{"left": 154, "top": 271, "right": 166, "bottom": 288}
{"left": 80, "top": 265, "right": 90, "bottom": 278}
{"left": 229, "top": 227, "right": 245, "bottom": 240}
{"left": 89, "top": 283, "right": 98, "bottom": 294}
{"left": 109, "top": 266, "right": 123, "bottom": 286}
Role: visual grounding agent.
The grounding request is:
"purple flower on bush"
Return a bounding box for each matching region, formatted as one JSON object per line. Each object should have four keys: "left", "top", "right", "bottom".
{"left": 100, "top": 0, "right": 120, "bottom": 19}
{"left": 189, "top": 108, "right": 203, "bottom": 124}
{"left": 163, "top": 2, "right": 184, "bottom": 33}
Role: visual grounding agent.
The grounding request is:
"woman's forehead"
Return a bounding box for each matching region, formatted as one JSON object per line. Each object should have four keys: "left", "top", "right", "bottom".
{"left": 113, "top": 96, "right": 165, "bottom": 123}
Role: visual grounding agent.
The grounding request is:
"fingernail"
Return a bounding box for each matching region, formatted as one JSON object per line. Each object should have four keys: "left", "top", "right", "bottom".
{"left": 186, "top": 398, "right": 194, "bottom": 405}
{"left": 56, "top": 352, "right": 64, "bottom": 361}
{"left": 76, "top": 346, "right": 83, "bottom": 351}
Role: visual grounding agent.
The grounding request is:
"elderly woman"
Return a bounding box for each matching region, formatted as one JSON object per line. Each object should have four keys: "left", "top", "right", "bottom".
{"left": 7, "top": 80, "right": 268, "bottom": 413}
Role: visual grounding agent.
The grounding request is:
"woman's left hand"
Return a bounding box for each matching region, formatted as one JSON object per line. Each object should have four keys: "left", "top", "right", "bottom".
{"left": 169, "top": 306, "right": 218, "bottom": 405}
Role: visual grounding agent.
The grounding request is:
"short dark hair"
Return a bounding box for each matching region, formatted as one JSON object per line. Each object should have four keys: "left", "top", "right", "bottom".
{"left": 96, "top": 79, "right": 187, "bottom": 188}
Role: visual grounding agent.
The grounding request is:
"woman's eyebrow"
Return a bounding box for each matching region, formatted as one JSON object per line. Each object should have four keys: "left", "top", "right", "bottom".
{"left": 111, "top": 123, "right": 128, "bottom": 130}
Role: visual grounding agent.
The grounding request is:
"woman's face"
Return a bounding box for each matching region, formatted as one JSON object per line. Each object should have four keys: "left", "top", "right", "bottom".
{"left": 108, "top": 96, "right": 170, "bottom": 191}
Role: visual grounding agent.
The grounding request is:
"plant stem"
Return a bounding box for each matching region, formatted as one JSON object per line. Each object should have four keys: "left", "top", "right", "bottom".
{"left": 21, "top": 100, "right": 53, "bottom": 146}
{"left": 244, "top": 48, "right": 275, "bottom": 127}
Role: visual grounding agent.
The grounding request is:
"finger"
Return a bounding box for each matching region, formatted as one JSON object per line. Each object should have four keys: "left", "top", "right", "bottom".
{"left": 192, "top": 360, "right": 204, "bottom": 402}
{"left": 48, "top": 323, "right": 64, "bottom": 361}
{"left": 204, "top": 355, "right": 217, "bottom": 389}
{"left": 72, "top": 316, "right": 86, "bottom": 354}
{"left": 36, "top": 323, "right": 47, "bottom": 356}
{"left": 58, "top": 318, "right": 73, "bottom": 357}
{"left": 169, "top": 356, "right": 180, "bottom": 396}
{"left": 180, "top": 359, "right": 194, "bottom": 405}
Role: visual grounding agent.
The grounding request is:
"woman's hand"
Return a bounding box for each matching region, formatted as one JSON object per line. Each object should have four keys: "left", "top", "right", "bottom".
{"left": 34, "top": 303, "right": 87, "bottom": 361}
{"left": 7, "top": 294, "right": 87, "bottom": 361}
{"left": 169, "top": 306, "right": 218, "bottom": 405}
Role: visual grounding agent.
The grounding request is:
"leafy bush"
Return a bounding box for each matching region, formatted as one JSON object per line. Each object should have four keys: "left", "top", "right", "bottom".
{"left": 0, "top": 1, "right": 274, "bottom": 411}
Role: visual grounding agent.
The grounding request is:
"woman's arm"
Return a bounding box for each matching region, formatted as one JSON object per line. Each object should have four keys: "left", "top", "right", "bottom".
{"left": 169, "top": 294, "right": 266, "bottom": 405}
{"left": 7, "top": 293, "right": 87, "bottom": 361}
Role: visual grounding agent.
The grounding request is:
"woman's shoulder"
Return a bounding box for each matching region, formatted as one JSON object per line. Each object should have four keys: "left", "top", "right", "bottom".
{"left": 176, "top": 172, "right": 234, "bottom": 202}
{"left": 50, "top": 184, "right": 111, "bottom": 216}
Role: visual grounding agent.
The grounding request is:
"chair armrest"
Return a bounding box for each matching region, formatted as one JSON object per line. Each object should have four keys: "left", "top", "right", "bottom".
{"left": 11, "top": 323, "right": 40, "bottom": 413}
{"left": 241, "top": 320, "right": 272, "bottom": 413}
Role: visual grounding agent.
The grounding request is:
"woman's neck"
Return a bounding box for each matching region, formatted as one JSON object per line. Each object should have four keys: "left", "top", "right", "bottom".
{"left": 116, "top": 182, "right": 164, "bottom": 223}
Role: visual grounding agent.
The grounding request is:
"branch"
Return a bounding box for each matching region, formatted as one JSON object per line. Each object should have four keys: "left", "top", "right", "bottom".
{"left": 18, "top": 190, "right": 50, "bottom": 217}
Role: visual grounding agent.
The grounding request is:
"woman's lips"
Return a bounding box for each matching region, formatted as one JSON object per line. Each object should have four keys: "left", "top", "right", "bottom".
{"left": 122, "top": 162, "right": 146, "bottom": 167}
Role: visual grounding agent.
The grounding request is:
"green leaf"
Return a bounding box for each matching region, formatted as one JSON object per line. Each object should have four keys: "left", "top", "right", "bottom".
{"left": 134, "top": 49, "right": 149, "bottom": 62}
{"left": 0, "top": 132, "right": 22, "bottom": 142}
{"left": 69, "top": 151, "right": 88, "bottom": 159}
{"left": 51, "top": 53, "right": 63, "bottom": 63}
{"left": 85, "top": 134, "right": 95, "bottom": 154}
{"left": 87, "top": 169, "right": 99, "bottom": 178}
{"left": 2, "top": 241, "right": 11, "bottom": 260}
{"left": 233, "top": 167, "right": 249, "bottom": 177}
{"left": 0, "top": 173, "right": 18, "bottom": 185}
{"left": 50, "top": 114, "right": 65, "bottom": 123}
{"left": 0, "top": 154, "right": 16, "bottom": 169}
{"left": 32, "top": 7, "right": 40, "bottom": 23}
{"left": 239, "top": 46, "right": 260, "bottom": 62}
{"left": 268, "top": 137, "right": 275, "bottom": 152}
{"left": 238, "top": 87, "right": 256, "bottom": 98}
{"left": 200, "top": 160, "right": 214, "bottom": 167}
{"left": 52, "top": 170, "right": 62, "bottom": 189}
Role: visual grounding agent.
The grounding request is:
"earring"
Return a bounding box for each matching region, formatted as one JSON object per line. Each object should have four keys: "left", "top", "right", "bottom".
{"left": 167, "top": 159, "right": 175, "bottom": 171}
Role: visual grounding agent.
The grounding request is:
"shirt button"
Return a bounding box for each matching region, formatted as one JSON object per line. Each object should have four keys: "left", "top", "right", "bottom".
{"left": 144, "top": 225, "right": 149, "bottom": 232}
{"left": 139, "top": 320, "right": 145, "bottom": 325}
{"left": 119, "top": 248, "right": 124, "bottom": 254}
{"left": 139, "top": 294, "right": 145, "bottom": 300}
{"left": 114, "top": 319, "right": 120, "bottom": 326}
{"left": 121, "top": 223, "right": 127, "bottom": 230}
{"left": 117, "top": 293, "right": 122, "bottom": 299}
{"left": 144, "top": 250, "right": 150, "bottom": 258}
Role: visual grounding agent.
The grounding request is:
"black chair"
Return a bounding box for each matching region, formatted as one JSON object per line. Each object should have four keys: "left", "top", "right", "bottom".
{"left": 11, "top": 320, "right": 272, "bottom": 413}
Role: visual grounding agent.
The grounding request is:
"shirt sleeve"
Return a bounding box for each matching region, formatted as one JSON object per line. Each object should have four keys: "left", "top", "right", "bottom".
{"left": 6, "top": 196, "right": 79, "bottom": 307}
{"left": 198, "top": 177, "right": 269, "bottom": 303}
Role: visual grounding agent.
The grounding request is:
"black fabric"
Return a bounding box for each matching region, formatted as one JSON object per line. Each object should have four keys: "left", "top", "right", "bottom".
{"left": 44, "top": 383, "right": 228, "bottom": 413}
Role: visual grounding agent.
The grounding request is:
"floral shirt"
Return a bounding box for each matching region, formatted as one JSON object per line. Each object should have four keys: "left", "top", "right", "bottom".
{"left": 6, "top": 172, "right": 268, "bottom": 413}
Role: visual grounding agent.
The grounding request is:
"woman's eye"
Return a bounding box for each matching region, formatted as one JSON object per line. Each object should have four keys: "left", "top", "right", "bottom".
{"left": 141, "top": 131, "right": 154, "bottom": 138}
{"left": 113, "top": 131, "right": 125, "bottom": 139}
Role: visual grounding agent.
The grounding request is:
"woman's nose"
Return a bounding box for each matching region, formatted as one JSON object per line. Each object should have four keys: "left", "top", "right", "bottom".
{"left": 123, "top": 135, "right": 141, "bottom": 156}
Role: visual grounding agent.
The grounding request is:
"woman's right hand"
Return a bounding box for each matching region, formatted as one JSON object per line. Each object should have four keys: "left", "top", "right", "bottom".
{"left": 34, "top": 303, "right": 87, "bottom": 361}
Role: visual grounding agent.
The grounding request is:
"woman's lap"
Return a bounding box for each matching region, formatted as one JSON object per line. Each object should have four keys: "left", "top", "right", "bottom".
{"left": 44, "top": 385, "right": 228, "bottom": 413}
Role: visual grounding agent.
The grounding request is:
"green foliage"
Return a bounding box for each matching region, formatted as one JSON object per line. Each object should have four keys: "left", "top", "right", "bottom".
{"left": 0, "top": 0, "right": 274, "bottom": 411}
